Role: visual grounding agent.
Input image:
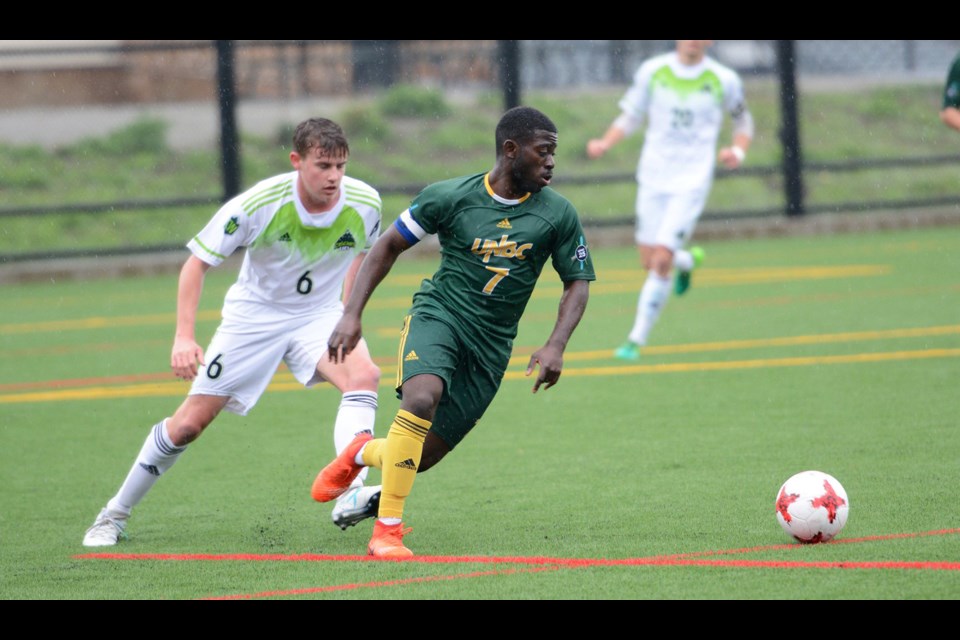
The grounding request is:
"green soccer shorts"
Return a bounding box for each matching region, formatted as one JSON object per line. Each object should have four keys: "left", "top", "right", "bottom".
{"left": 394, "top": 312, "right": 510, "bottom": 449}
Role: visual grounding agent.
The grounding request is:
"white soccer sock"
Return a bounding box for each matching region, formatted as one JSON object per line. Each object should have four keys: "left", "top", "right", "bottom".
{"left": 627, "top": 272, "right": 672, "bottom": 346}
{"left": 106, "top": 419, "right": 186, "bottom": 516}
{"left": 674, "top": 249, "right": 694, "bottom": 272}
{"left": 334, "top": 390, "right": 377, "bottom": 487}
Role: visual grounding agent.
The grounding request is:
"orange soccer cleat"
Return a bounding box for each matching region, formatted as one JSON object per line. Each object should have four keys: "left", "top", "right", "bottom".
{"left": 311, "top": 432, "right": 372, "bottom": 502}
{"left": 367, "top": 520, "right": 414, "bottom": 559}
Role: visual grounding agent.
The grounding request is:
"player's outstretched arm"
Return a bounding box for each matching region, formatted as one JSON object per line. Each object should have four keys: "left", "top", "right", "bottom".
{"left": 328, "top": 225, "right": 411, "bottom": 364}
{"left": 586, "top": 123, "right": 627, "bottom": 159}
{"left": 526, "top": 279, "right": 590, "bottom": 393}
{"left": 171, "top": 255, "right": 211, "bottom": 381}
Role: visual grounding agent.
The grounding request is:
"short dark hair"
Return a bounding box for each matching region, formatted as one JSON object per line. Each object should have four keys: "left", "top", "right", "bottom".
{"left": 293, "top": 117, "right": 349, "bottom": 158}
{"left": 495, "top": 106, "right": 557, "bottom": 156}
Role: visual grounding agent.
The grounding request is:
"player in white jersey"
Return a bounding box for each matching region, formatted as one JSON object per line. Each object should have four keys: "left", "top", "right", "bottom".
{"left": 587, "top": 40, "right": 754, "bottom": 360}
{"left": 82, "top": 118, "right": 384, "bottom": 546}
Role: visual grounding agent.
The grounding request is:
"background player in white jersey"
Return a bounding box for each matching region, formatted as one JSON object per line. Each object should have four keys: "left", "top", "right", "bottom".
{"left": 82, "top": 118, "right": 384, "bottom": 546}
{"left": 587, "top": 40, "right": 754, "bottom": 360}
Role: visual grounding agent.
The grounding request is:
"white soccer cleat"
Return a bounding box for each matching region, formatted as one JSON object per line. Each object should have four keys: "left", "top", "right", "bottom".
{"left": 82, "top": 508, "right": 129, "bottom": 547}
{"left": 331, "top": 485, "right": 381, "bottom": 530}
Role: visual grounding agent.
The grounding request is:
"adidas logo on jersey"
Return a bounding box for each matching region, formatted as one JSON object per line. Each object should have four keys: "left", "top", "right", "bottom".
{"left": 278, "top": 232, "right": 292, "bottom": 242}
{"left": 334, "top": 231, "right": 356, "bottom": 250}
{"left": 404, "top": 350, "right": 419, "bottom": 361}
{"left": 496, "top": 218, "right": 512, "bottom": 229}
{"left": 394, "top": 458, "right": 417, "bottom": 470}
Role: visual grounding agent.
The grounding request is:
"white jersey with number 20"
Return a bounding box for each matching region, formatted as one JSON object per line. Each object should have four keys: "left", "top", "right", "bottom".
{"left": 619, "top": 51, "right": 748, "bottom": 193}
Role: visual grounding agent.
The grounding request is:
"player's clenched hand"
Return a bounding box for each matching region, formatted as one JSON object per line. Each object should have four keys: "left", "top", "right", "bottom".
{"left": 171, "top": 336, "right": 204, "bottom": 381}
{"left": 586, "top": 139, "right": 609, "bottom": 159}
{"left": 327, "top": 314, "right": 362, "bottom": 364}
{"left": 717, "top": 146, "right": 744, "bottom": 169}
{"left": 526, "top": 345, "right": 563, "bottom": 394}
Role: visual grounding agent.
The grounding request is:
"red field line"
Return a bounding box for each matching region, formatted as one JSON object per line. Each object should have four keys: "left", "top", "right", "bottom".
{"left": 199, "top": 557, "right": 960, "bottom": 601}
{"left": 0, "top": 371, "right": 173, "bottom": 392}
{"left": 669, "top": 528, "right": 960, "bottom": 558}
{"left": 75, "top": 528, "right": 960, "bottom": 568}
{"left": 73, "top": 528, "right": 960, "bottom": 599}
{"left": 74, "top": 553, "right": 960, "bottom": 572}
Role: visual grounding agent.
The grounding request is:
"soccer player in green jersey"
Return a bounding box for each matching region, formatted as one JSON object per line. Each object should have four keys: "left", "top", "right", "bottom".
{"left": 312, "top": 106, "right": 596, "bottom": 558}
{"left": 940, "top": 51, "right": 960, "bottom": 133}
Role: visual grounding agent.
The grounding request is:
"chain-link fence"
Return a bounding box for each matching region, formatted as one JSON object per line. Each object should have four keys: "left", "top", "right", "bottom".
{"left": 3, "top": 40, "right": 953, "bottom": 103}
{"left": 0, "top": 40, "right": 958, "bottom": 264}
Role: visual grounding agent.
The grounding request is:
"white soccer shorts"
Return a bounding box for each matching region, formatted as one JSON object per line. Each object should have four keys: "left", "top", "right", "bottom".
{"left": 187, "top": 310, "right": 342, "bottom": 416}
{"left": 634, "top": 186, "right": 709, "bottom": 251}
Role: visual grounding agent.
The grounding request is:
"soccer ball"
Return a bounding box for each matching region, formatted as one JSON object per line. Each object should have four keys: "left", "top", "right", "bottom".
{"left": 775, "top": 470, "right": 849, "bottom": 543}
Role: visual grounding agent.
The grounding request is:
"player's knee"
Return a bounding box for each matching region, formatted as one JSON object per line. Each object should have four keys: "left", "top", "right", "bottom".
{"left": 340, "top": 358, "right": 380, "bottom": 390}
{"left": 399, "top": 375, "right": 443, "bottom": 419}
{"left": 402, "top": 394, "right": 437, "bottom": 420}
{"left": 359, "top": 360, "right": 381, "bottom": 388}
{"left": 400, "top": 392, "right": 440, "bottom": 419}
{"left": 167, "top": 421, "right": 203, "bottom": 446}
{"left": 166, "top": 412, "right": 214, "bottom": 446}
{"left": 651, "top": 252, "right": 673, "bottom": 276}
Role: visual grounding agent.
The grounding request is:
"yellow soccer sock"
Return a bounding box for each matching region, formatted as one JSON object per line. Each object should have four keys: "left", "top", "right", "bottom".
{"left": 379, "top": 409, "right": 431, "bottom": 520}
{"left": 361, "top": 438, "right": 386, "bottom": 469}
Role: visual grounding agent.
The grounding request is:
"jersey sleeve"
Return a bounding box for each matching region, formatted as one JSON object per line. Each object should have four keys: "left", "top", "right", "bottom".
{"left": 393, "top": 181, "right": 447, "bottom": 244}
{"left": 344, "top": 177, "right": 383, "bottom": 251}
{"left": 617, "top": 59, "right": 656, "bottom": 125}
{"left": 365, "top": 213, "right": 382, "bottom": 250}
{"left": 723, "top": 70, "right": 754, "bottom": 137}
{"left": 187, "top": 194, "right": 260, "bottom": 267}
{"left": 943, "top": 56, "right": 960, "bottom": 109}
{"left": 551, "top": 201, "right": 596, "bottom": 282}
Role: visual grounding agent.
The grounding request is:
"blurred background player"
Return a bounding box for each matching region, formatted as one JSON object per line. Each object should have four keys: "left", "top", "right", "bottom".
{"left": 586, "top": 40, "right": 753, "bottom": 360}
{"left": 940, "top": 51, "right": 960, "bottom": 133}
{"left": 82, "top": 118, "right": 383, "bottom": 546}
{"left": 312, "top": 106, "right": 595, "bottom": 559}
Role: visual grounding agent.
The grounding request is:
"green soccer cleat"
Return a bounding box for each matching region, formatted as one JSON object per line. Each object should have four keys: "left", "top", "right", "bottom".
{"left": 613, "top": 341, "right": 641, "bottom": 361}
{"left": 674, "top": 246, "right": 705, "bottom": 296}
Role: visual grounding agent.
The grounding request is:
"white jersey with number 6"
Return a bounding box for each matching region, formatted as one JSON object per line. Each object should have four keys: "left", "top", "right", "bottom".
{"left": 188, "top": 172, "right": 382, "bottom": 325}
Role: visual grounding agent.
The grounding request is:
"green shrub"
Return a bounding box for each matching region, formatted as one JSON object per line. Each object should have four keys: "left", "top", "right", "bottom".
{"left": 273, "top": 123, "right": 297, "bottom": 150}
{"left": 862, "top": 88, "right": 906, "bottom": 120}
{"left": 65, "top": 117, "right": 169, "bottom": 156}
{"left": 0, "top": 144, "right": 51, "bottom": 189}
{"left": 338, "top": 106, "right": 392, "bottom": 143}
{"left": 378, "top": 84, "right": 452, "bottom": 118}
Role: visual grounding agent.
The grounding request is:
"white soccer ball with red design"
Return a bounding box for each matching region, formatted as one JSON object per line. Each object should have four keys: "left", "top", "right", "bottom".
{"left": 775, "top": 470, "right": 849, "bottom": 543}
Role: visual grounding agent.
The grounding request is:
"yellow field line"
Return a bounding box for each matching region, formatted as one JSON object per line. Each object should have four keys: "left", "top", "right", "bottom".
{"left": 504, "top": 348, "right": 960, "bottom": 380}
{"left": 0, "top": 311, "right": 220, "bottom": 335}
{"left": 528, "top": 324, "right": 960, "bottom": 363}
{"left": 2, "top": 346, "right": 957, "bottom": 405}
{"left": 0, "top": 265, "right": 888, "bottom": 335}
{"left": 597, "top": 264, "right": 890, "bottom": 282}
